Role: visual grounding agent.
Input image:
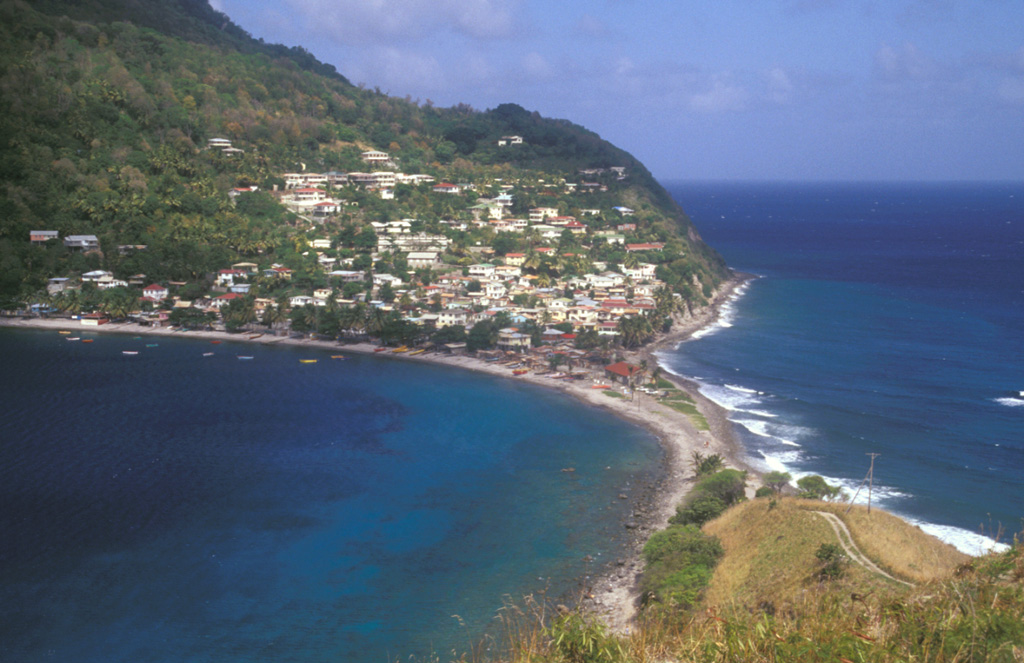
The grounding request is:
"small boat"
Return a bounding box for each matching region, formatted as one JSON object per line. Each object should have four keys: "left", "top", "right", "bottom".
{"left": 592, "top": 384, "right": 612, "bottom": 389}
{"left": 392, "top": 346, "right": 409, "bottom": 353}
{"left": 247, "top": 334, "right": 262, "bottom": 339}
{"left": 374, "top": 347, "right": 387, "bottom": 353}
{"left": 203, "top": 352, "right": 214, "bottom": 357}
{"left": 513, "top": 369, "right": 529, "bottom": 375}
{"left": 122, "top": 350, "right": 138, "bottom": 356}
{"left": 408, "top": 349, "right": 426, "bottom": 356}
{"left": 66, "top": 337, "right": 81, "bottom": 341}
{"left": 237, "top": 356, "right": 254, "bottom": 360}
{"left": 82, "top": 339, "right": 94, "bottom": 344}
{"left": 299, "top": 359, "right": 317, "bottom": 364}
{"left": 59, "top": 330, "right": 71, "bottom": 335}
{"left": 331, "top": 355, "right": 345, "bottom": 360}
{"left": 146, "top": 343, "right": 158, "bottom": 347}
{"left": 211, "top": 340, "right": 221, "bottom": 345}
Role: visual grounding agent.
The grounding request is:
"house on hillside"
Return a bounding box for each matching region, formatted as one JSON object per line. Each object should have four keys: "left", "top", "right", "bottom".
{"left": 30, "top": 230, "right": 59, "bottom": 244}
{"left": 142, "top": 284, "right": 169, "bottom": 301}
{"left": 64, "top": 235, "right": 99, "bottom": 251}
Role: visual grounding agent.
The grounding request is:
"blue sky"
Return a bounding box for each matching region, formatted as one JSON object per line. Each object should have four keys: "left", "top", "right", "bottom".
{"left": 210, "top": 0, "right": 1024, "bottom": 181}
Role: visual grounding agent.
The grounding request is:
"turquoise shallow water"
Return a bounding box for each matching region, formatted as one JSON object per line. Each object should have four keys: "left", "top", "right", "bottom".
{"left": 661, "top": 181, "right": 1024, "bottom": 553}
{"left": 0, "top": 330, "right": 661, "bottom": 663}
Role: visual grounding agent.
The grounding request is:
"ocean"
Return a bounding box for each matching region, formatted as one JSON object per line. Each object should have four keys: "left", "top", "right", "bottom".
{"left": 661, "top": 181, "right": 1024, "bottom": 554}
{"left": 0, "top": 332, "right": 661, "bottom": 663}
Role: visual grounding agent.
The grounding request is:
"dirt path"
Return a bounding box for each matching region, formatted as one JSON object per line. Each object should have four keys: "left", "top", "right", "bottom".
{"left": 813, "top": 511, "right": 914, "bottom": 587}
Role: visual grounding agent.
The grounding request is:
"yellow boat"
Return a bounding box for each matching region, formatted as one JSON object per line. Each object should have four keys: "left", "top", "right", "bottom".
{"left": 330, "top": 355, "right": 345, "bottom": 360}
{"left": 391, "top": 346, "right": 409, "bottom": 353}
{"left": 408, "top": 349, "right": 426, "bottom": 356}
{"left": 59, "top": 330, "right": 71, "bottom": 335}
{"left": 299, "top": 359, "right": 318, "bottom": 364}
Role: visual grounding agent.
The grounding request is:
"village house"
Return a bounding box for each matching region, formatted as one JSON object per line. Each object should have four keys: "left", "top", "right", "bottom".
{"left": 529, "top": 207, "right": 559, "bottom": 223}
{"left": 436, "top": 308, "right": 472, "bottom": 328}
{"left": 432, "top": 182, "right": 461, "bottom": 195}
{"left": 142, "top": 284, "right": 169, "bottom": 301}
{"left": 468, "top": 263, "right": 496, "bottom": 279}
{"left": 497, "top": 328, "right": 531, "bottom": 352}
{"left": 497, "top": 135, "right": 523, "bottom": 146}
{"left": 361, "top": 150, "right": 391, "bottom": 163}
{"left": 625, "top": 242, "right": 665, "bottom": 252}
{"left": 407, "top": 251, "right": 440, "bottom": 269}
{"left": 604, "top": 361, "right": 643, "bottom": 386}
{"left": 30, "top": 230, "right": 59, "bottom": 244}
{"left": 64, "top": 235, "right": 100, "bottom": 251}
{"left": 504, "top": 253, "right": 526, "bottom": 267}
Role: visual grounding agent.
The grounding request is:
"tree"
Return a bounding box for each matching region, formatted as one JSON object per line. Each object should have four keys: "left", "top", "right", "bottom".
{"left": 690, "top": 451, "right": 725, "bottom": 477}
{"left": 764, "top": 471, "right": 792, "bottom": 494}
{"left": 797, "top": 475, "right": 842, "bottom": 501}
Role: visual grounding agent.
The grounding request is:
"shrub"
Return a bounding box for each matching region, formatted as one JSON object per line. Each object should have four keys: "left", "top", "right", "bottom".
{"left": 546, "top": 612, "right": 625, "bottom": 663}
{"left": 694, "top": 468, "right": 747, "bottom": 506}
{"left": 815, "top": 542, "right": 847, "bottom": 580}
{"left": 670, "top": 493, "right": 726, "bottom": 526}
{"left": 754, "top": 486, "right": 774, "bottom": 499}
{"left": 641, "top": 525, "right": 723, "bottom": 607}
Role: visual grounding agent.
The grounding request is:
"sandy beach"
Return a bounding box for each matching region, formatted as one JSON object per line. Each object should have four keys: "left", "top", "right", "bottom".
{"left": 0, "top": 273, "right": 754, "bottom": 631}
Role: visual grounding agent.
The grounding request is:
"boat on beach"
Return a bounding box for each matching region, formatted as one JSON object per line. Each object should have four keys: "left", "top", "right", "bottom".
{"left": 373, "top": 347, "right": 387, "bottom": 353}
{"left": 392, "top": 346, "right": 409, "bottom": 353}
{"left": 408, "top": 348, "right": 426, "bottom": 356}
{"left": 512, "top": 369, "right": 529, "bottom": 375}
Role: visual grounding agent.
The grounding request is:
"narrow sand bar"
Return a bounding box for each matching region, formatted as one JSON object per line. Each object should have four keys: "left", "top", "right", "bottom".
{"left": 0, "top": 273, "right": 755, "bottom": 630}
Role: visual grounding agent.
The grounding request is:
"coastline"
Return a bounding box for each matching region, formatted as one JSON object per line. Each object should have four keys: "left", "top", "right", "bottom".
{"left": 0, "top": 272, "right": 755, "bottom": 631}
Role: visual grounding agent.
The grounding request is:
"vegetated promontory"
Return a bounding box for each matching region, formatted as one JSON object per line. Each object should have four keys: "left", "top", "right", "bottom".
{"left": 0, "top": 0, "right": 729, "bottom": 350}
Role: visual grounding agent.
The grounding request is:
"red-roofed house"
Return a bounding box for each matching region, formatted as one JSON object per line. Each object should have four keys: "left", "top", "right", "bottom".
{"left": 604, "top": 361, "right": 643, "bottom": 385}
{"left": 433, "top": 183, "right": 461, "bottom": 194}
{"left": 142, "top": 284, "right": 169, "bottom": 301}
{"left": 625, "top": 243, "right": 665, "bottom": 252}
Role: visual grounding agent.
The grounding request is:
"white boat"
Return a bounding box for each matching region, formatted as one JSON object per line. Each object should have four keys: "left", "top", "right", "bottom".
{"left": 237, "top": 356, "right": 254, "bottom": 360}
{"left": 122, "top": 351, "right": 138, "bottom": 356}
{"left": 203, "top": 352, "right": 215, "bottom": 357}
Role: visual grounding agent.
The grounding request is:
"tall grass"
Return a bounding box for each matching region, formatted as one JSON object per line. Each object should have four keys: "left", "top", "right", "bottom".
{"left": 471, "top": 502, "right": 1021, "bottom": 663}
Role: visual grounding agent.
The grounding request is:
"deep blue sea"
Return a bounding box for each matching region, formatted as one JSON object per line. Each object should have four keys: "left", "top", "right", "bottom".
{"left": 662, "top": 181, "right": 1024, "bottom": 553}
{"left": 0, "top": 333, "right": 660, "bottom": 663}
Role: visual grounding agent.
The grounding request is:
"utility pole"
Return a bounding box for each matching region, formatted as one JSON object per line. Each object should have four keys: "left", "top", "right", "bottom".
{"left": 865, "top": 453, "right": 879, "bottom": 514}
{"left": 846, "top": 453, "right": 881, "bottom": 515}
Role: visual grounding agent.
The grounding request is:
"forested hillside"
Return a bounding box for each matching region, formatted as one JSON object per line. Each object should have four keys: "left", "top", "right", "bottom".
{"left": 0, "top": 0, "right": 728, "bottom": 322}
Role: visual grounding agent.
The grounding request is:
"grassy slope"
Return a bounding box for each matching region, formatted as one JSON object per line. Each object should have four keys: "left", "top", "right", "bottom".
{"left": 703, "top": 497, "right": 968, "bottom": 609}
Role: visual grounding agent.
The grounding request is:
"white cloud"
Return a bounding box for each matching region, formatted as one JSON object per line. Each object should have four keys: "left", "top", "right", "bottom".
{"left": 575, "top": 14, "right": 610, "bottom": 38}
{"left": 766, "top": 67, "right": 794, "bottom": 104}
{"left": 520, "top": 52, "right": 553, "bottom": 80}
{"left": 689, "top": 79, "right": 749, "bottom": 113}
{"left": 874, "top": 42, "right": 938, "bottom": 82}
{"left": 997, "top": 77, "right": 1024, "bottom": 104}
{"left": 282, "top": 0, "right": 526, "bottom": 43}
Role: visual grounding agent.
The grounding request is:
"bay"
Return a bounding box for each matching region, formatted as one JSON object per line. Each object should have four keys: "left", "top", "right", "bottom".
{"left": 0, "top": 330, "right": 660, "bottom": 663}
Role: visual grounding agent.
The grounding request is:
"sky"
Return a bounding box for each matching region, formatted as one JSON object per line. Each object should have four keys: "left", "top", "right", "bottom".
{"left": 209, "top": 0, "right": 1024, "bottom": 182}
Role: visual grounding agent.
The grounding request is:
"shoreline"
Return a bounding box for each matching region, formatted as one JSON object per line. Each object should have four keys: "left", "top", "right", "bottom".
{"left": 0, "top": 272, "right": 756, "bottom": 631}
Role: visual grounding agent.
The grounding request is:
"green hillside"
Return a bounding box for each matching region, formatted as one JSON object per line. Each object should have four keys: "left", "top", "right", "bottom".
{"left": 0, "top": 0, "right": 728, "bottom": 311}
